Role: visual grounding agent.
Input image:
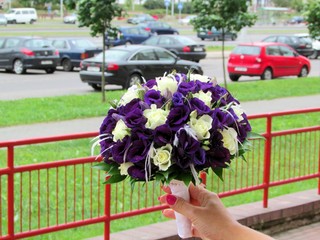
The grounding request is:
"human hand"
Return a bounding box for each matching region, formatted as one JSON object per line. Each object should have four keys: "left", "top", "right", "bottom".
{"left": 159, "top": 183, "right": 239, "bottom": 239}
{"left": 159, "top": 183, "right": 274, "bottom": 240}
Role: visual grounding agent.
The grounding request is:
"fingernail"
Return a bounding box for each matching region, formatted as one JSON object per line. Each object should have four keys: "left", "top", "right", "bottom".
{"left": 166, "top": 194, "right": 177, "bottom": 205}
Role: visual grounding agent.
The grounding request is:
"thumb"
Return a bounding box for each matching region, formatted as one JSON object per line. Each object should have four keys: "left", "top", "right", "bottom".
{"left": 166, "top": 194, "right": 197, "bottom": 219}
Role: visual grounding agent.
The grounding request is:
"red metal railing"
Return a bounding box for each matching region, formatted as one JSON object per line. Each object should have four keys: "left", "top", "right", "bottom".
{"left": 0, "top": 108, "right": 319, "bottom": 240}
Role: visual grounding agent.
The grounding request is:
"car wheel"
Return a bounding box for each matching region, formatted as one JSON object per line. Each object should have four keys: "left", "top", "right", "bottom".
{"left": 229, "top": 74, "right": 240, "bottom": 81}
{"left": 231, "top": 35, "right": 236, "bottom": 41}
{"left": 45, "top": 68, "right": 56, "bottom": 74}
{"left": 298, "top": 66, "right": 308, "bottom": 77}
{"left": 13, "top": 59, "right": 26, "bottom": 74}
{"left": 125, "top": 41, "right": 132, "bottom": 46}
{"left": 30, "top": 19, "right": 35, "bottom": 24}
{"left": 308, "top": 50, "right": 318, "bottom": 59}
{"left": 261, "top": 68, "right": 273, "bottom": 80}
{"left": 90, "top": 83, "right": 102, "bottom": 91}
{"left": 201, "top": 38, "right": 204, "bottom": 41}
{"left": 62, "top": 59, "right": 74, "bottom": 71}
{"left": 125, "top": 73, "right": 142, "bottom": 89}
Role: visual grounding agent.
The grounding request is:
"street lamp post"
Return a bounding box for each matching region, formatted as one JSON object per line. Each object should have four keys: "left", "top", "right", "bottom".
{"left": 60, "top": 0, "right": 63, "bottom": 18}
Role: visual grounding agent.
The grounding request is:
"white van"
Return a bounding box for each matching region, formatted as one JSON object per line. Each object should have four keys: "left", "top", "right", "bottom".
{"left": 5, "top": 8, "right": 38, "bottom": 24}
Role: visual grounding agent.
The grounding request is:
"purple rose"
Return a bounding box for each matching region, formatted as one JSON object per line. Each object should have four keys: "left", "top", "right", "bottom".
{"left": 195, "top": 80, "right": 215, "bottom": 92}
{"left": 154, "top": 124, "right": 173, "bottom": 147}
{"left": 189, "top": 98, "right": 211, "bottom": 115}
{"left": 211, "top": 85, "right": 240, "bottom": 107}
{"left": 128, "top": 165, "right": 146, "bottom": 180}
{"left": 178, "top": 81, "right": 197, "bottom": 95}
{"left": 172, "top": 92, "right": 184, "bottom": 107}
{"left": 166, "top": 105, "right": 190, "bottom": 131}
{"left": 125, "top": 108, "right": 147, "bottom": 128}
{"left": 111, "top": 136, "right": 131, "bottom": 164}
{"left": 172, "top": 128, "right": 205, "bottom": 169}
{"left": 211, "top": 108, "right": 235, "bottom": 130}
{"left": 126, "top": 138, "right": 151, "bottom": 163}
{"left": 99, "top": 109, "right": 118, "bottom": 134}
{"left": 144, "top": 79, "right": 157, "bottom": 88}
{"left": 144, "top": 89, "right": 165, "bottom": 108}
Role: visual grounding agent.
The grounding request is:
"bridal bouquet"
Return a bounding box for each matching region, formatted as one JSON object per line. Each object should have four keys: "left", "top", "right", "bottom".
{"left": 94, "top": 72, "right": 255, "bottom": 238}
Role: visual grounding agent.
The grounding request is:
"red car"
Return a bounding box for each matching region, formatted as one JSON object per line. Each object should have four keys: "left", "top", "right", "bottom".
{"left": 227, "top": 42, "right": 311, "bottom": 81}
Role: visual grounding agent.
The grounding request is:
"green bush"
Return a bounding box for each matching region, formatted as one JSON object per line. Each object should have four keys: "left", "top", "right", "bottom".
{"left": 143, "top": 0, "right": 165, "bottom": 10}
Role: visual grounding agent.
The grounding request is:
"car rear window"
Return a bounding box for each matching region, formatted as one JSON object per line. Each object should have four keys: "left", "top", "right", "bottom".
{"left": 96, "top": 49, "right": 128, "bottom": 60}
{"left": 71, "top": 39, "right": 96, "bottom": 48}
{"left": 24, "top": 39, "right": 52, "bottom": 48}
{"left": 232, "top": 46, "right": 261, "bottom": 55}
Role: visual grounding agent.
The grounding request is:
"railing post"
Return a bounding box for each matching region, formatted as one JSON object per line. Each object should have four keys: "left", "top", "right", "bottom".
{"left": 263, "top": 115, "right": 272, "bottom": 208}
{"left": 104, "top": 183, "right": 111, "bottom": 240}
{"left": 7, "top": 146, "right": 15, "bottom": 238}
{"left": 318, "top": 146, "right": 320, "bottom": 195}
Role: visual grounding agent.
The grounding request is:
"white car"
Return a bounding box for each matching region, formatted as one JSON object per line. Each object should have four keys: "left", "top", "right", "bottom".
{"left": 63, "top": 13, "right": 77, "bottom": 24}
{"left": 0, "top": 14, "right": 7, "bottom": 26}
{"left": 295, "top": 33, "right": 320, "bottom": 59}
{"left": 178, "top": 15, "right": 196, "bottom": 25}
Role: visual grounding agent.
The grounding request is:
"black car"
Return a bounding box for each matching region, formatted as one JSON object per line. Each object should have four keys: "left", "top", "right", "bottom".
{"left": 79, "top": 45, "right": 203, "bottom": 90}
{"left": 50, "top": 38, "right": 102, "bottom": 71}
{"left": 105, "top": 27, "right": 152, "bottom": 47}
{"left": 138, "top": 21, "right": 179, "bottom": 35}
{"left": 0, "top": 36, "right": 59, "bottom": 74}
{"left": 142, "top": 35, "right": 206, "bottom": 62}
{"left": 261, "top": 35, "right": 314, "bottom": 58}
{"left": 197, "top": 27, "right": 237, "bottom": 41}
{"left": 127, "top": 14, "right": 155, "bottom": 24}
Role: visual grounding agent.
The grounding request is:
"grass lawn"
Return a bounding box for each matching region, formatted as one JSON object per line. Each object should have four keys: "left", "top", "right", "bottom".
{"left": 1, "top": 77, "right": 319, "bottom": 127}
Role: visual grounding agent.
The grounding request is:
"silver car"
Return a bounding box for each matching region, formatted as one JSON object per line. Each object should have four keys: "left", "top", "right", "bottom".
{"left": 0, "top": 14, "right": 7, "bottom": 26}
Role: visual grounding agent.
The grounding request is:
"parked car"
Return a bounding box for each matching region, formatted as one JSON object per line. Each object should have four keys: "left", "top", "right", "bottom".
{"left": 4, "top": 8, "right": 37, "bottom": 24}
{"left": 287, "top": 16, "right": 304, "bottom": 24}
{"left": 138, "top": 21, "right": 179, "bottom": 35}
{"left": 63, "top": 13, "right": 77, "bottom": 24}
{"left": 178, "top": 15, "right": 197, "bottom": 25}
{"left": 79, "top": 45, "right": 203, "bottom": 90}
{"left": 227, "top": 42, "right": 311, "bottom": 81}
{"left": 127, "top": 14, "right": 155, "bottom": 24}
{"left": 105, "top": 27, "right": 152, "bottom": 47}
{"left": 0, "top": 36, "right": 59, "bottom": 74}
{"left": 197, "top": 27, "right": 237, "bottom": 41}
{"left": 261, "top": 35, "right": 314, "bottom": 58}
{"left": 294, "top": 33, "right": 320, "bottom": 59}
{"left": 50, "top": 38, "right": 102, "bottom": 71}
{"left": 0, "top": 14, "right": 8, "bottom": 26}
{"left": 142, "top": 35, "right": 206, "bottom": 62}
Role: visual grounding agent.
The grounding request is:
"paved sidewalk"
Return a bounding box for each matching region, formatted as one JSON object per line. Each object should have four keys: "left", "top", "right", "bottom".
{"left": 1, "top": 95, "right": 319, "bottom": 142}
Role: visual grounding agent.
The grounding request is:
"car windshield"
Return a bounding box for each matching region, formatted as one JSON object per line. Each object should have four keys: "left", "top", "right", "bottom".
{"left": 232, "top": 46, "right": 261, "bottom": 55}
{"left": 95, "top": 49, "right": 129, "bottom": 60}
{"left": 71, "top": 39, "right": 96, "bottom": 48}
{"left": 24, "top": 39, "right": 52, "bottom": 48}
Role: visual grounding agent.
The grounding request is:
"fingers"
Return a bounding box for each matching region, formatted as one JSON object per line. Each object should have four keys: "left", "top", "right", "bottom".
{"left": 162, "top": 209, "right": 175, "bottom": 219}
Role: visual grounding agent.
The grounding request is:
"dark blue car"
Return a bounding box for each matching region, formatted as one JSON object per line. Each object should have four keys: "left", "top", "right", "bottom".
{"left": 105, "top": 27, "right": 152, "bottom": 47}
{"left": 50, "top": 38, "right": 102, "bottom": 71}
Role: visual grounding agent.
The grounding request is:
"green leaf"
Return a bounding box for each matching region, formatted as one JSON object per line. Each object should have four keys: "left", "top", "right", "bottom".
{"left": 212, "top": 167, "right": 224, "bottom": 181}
{"left": 92, "top": 162, "right": 112, "bottom": 171}
{"left": 103, "top": 174, "right": 127, "bottom": 184}
{"left": 247, "top": 131, "right": 265, "bottom": 140}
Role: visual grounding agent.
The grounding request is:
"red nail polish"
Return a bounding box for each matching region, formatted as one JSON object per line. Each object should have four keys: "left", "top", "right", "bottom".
{"left": 166, "top": 194, "right": 177, "bottom": 205}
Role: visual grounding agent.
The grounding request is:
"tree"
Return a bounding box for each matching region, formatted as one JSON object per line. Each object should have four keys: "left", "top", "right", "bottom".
{"left": 304, "top": 0, "right": 320, "bottom": 39}
{"left": 76, "top": 0, "right": 123, "bottom": 102}
{"left": 191, "top": 0, "right": 256, "bottom": 88}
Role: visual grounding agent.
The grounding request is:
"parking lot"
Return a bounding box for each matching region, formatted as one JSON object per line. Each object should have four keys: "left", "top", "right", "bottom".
{"left": 0, "top": 20, "right": 319, "bottom": 100}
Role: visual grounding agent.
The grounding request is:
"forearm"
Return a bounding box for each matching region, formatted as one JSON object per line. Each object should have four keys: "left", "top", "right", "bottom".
{"left": 223, "top": 224, "right": 274, "bottom": 240}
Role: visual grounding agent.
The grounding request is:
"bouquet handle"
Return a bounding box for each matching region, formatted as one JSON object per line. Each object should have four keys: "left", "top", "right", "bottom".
{"left": 169, "top": 179, "right": 192, "bottom": 239}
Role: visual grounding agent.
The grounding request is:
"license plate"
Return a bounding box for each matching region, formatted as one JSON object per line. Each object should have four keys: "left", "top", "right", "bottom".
{"left": 235, "top": 67, "right": 247, "bottom": 72}
{"left": 194, "top": 47, "right": 203, "bottom": 51}
{"left": 41, "top": 60, "right": 52, "bottom": 65}
{"left": 87, "top": 66, "right": 100, "bottom": 72}
{"left": 200, "top": 32, "right": 205, "bottom": 35}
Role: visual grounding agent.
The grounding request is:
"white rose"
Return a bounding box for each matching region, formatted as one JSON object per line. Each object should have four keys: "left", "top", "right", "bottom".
{"left": 152, "top": 144, "right": 172, "bottom": 171}
{"left": 143, "top": 104, "right": 169, "bottom": 129}
{"left": 231, "top": 104, "right": 245, "bottom": 122}
{"left": 189, "top": 111, "right": 212, "bottom": 140}
{"left": 189, "top": 74, "right": 217, "bottom": 86}
{"left": 112, "top": 119, "right": 130, "bottom": 141}
{"left": 119, "top": 85, "right": 142, "bottom": 105}
{"left": 193, "top": 90, "right": 212, "bottom": 107}
{"left": 119, "top": 162, "right": 134, "bottom": 175}
{"left": 156, "top": 76, "right": 178, "bottom": 94}
{"left": 220, "top": 127, "right": 238, "bottom": 155}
